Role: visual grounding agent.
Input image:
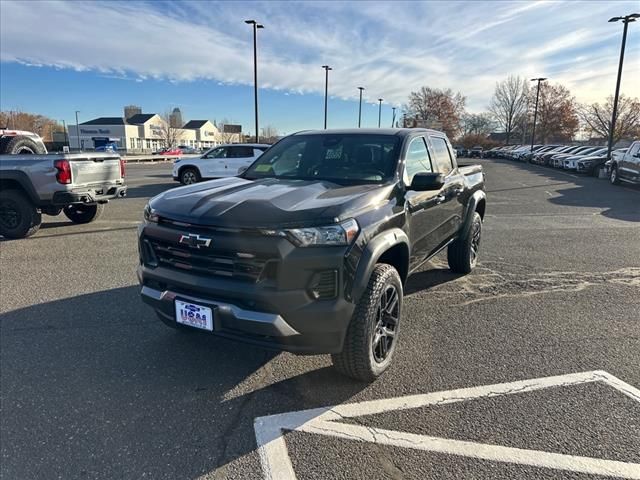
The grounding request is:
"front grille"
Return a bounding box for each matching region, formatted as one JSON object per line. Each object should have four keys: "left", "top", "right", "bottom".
{"left": 144, "top": 238, "right": 275, "bottom": 283}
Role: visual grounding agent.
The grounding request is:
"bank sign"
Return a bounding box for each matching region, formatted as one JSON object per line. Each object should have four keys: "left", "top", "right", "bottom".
{"left": 81, "top": 128, "right": 111, "bottom": 134}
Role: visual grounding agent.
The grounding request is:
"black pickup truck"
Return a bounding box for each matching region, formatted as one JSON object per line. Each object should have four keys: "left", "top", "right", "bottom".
{"left": 138, "top": 129, "right": 486, "bottom": 381}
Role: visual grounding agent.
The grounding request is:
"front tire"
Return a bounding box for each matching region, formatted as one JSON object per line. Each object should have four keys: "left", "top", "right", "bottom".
{"left": 448, "top": 211, "right": 482, "bottom": 274}
{"left": 332, "top": 264, "right": 403, "bottom": 382}
{"left": 180, "top": 168, "right": 201, "bottom": 185}
{"left": 0, "top": 189, "right": 42, "bottom": 239}
{"left": 63, "top": 203, "right": 105, "bottom": 224}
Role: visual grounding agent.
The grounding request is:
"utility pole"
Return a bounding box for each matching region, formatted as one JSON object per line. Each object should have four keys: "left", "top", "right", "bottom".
{"left": 75, "top": 110, "right": 81, "bottom": 151}
{"left": 322, "top": 65, "right": 332, "bottom": 129}
{"left": 530, "top": 78, "right": 547, "bottom": 151}
{"left": 245, "top": 20, "right": 264, "bottom": 143}
{"left": 377, "top": 98, "right": 383, "bottom": 128}
{"left": 357, "top": 87, "right": 365, "bottom": 127}
{"left": 391, "top": 107, "right": 397, "bottom": 127}
{"left": 606, "top": 13, "right": 638, "bottom": 159}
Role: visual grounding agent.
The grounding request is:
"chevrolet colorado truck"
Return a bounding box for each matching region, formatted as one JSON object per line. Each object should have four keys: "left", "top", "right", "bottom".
{"left": 138, "top": 129, "right": 486, "bottom": 381}
{"left": 0, "top": 152, "right": 126, "bottom": 238}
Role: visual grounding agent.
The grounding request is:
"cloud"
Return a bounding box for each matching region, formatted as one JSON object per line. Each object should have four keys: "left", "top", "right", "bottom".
{"left": 1, "top": 0, "right": 638, "bottom": 111}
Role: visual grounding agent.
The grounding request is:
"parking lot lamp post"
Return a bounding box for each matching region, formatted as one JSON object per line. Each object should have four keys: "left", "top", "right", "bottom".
{"left": 357, "top": 87, "right": 365, "bottom": 127}
{"left": 61, "top": 120, "right": 68, "bottom": 146}
{"left": 322, "top": 66, "right": 332, "bottom": 129}
{"left": 378, "top": 99, "right": 383, "bottom": 128}
{"left": 391, "top": 107, "right": 397, "bottom": 127}
{"left": 606, "top": 13, "right": 639, "bottom": 160}
{"left": 245, "top": 20, "right": 264, "bottom": 143}
{"left": 529, "top": 78, "right": 546, "bottom": 153}
{"left": 74, "top": 111, "right": 81, "bottom": 151}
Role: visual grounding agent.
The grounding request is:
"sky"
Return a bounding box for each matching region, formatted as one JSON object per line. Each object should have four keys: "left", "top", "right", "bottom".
{"left": 1, "top": 0, "right": 639, "bottom": 135}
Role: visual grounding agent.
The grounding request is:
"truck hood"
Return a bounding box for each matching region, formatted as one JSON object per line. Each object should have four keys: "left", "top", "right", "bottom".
{"left": 149, "top": 177, "right": 393, "bottom": 228}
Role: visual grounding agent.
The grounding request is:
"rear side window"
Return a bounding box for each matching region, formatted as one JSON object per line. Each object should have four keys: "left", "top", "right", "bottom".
{"left": 429, "top": 136, "right": 454, "bottom": 175}
{"left": 404, "top": 137, "right": 432, "bottom": 183}
{"left": 227, "top": 146, "right": 254, "bottom": 158}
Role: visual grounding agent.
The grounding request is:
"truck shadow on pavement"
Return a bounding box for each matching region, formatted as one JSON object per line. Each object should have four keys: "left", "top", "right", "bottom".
{"left": 404, "top": 267, "right": 464, "bottom": 295}
{"left": 0, "top": 285, "right": 367, "bottom": 479}
{"left": 124, "top": 182, "right": 177, "bottom": 199}
{"left": 489, "top": 158, "right": 640, "bottom": 222}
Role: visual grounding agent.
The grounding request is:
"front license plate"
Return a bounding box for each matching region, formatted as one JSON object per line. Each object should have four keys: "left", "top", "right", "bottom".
{"left": 175, "top": 300, "right": 213, "bottom": 331}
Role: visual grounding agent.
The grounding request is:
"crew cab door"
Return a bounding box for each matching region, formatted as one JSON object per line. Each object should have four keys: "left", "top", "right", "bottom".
{"left": 404, "top": 136, "right": 447, "bottom": 268}
{"left": 425, "top": 135, "right": 465, "bottom": 245}
{"left": 621, "top": 142, "right": 640, "bottom": 181}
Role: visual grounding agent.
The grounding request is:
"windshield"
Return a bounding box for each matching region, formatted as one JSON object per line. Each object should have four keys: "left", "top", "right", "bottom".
{"left": 244, "top": 133, "right": 401, "bottom": 184}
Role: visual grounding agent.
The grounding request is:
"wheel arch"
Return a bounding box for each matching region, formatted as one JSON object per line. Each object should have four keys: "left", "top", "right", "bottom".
{"left": 351, "top": 228, "right": 410, "bottom": 303}
{"left": 0, "top": 172, "right": 40, "bottom": 205}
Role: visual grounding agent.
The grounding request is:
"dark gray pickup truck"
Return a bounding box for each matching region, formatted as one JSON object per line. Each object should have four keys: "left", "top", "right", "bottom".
{"left": 138, "top": 129, "right": 486, "bottom": 381}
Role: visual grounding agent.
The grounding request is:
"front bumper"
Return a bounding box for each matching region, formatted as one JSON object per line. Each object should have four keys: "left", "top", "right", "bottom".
{"left": 52, "top": 184, "right": 127, "bottom": 205}
{"left": 138, "top": 266, "right": 355, "bottom": 354}
{"left": 137, "top": 221, "right": 360, "bottom": 354}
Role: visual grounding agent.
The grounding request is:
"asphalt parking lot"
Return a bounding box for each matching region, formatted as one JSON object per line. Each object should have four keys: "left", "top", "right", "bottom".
{"left": 1, "top": 158, "right": 639, "bottom": 479}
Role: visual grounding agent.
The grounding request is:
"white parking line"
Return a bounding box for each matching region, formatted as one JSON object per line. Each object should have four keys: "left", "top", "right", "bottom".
{"left": 254, "top": 370, "right": 640, "bottom": 480}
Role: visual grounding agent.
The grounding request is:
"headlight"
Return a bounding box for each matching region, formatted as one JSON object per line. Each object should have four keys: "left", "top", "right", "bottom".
{"left": 143, "top": 204, "right": 159, "bottom": 223}
{"left": 265, "top": 219, "right": 359, "bottom": 247}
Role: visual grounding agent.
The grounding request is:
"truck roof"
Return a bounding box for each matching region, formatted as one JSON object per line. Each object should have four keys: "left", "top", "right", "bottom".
{"left": 290, "top": 128, "right": 446, "bottom": 138}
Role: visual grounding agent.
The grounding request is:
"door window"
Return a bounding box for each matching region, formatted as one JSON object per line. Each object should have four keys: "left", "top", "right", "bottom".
{"left": 404, "top": 137, "right": 432, "bottom": 184}
{"left": 227, "top": 146, "right": 254, "bottom": 158}
{"left": 429, "top": 136, "right": 454, "bottom": 175}
{"left": 627, "top": 142, "right": 640, "bottom": 158}
{"left": 205, "top": 147, "right": 227, "bottom": 159}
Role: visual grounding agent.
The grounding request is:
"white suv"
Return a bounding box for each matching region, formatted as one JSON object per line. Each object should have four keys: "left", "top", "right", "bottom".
{"left": 172, "top": 143, "right": 269, "bottom": 184}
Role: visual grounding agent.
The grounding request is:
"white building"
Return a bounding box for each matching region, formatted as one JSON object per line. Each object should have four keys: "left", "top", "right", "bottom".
{"left": 67, "top": 114, "right": 240, "bottom": 153}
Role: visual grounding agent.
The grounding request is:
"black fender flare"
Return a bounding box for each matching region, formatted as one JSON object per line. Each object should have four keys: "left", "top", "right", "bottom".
{"left": 0, "top": 170, "right": 41, "bottom": 205}
{"left": 350, "top": 228, "right": 410, "bottom": 303}
{"left": 459, "top": 190, "right": 486, "bottom": 240}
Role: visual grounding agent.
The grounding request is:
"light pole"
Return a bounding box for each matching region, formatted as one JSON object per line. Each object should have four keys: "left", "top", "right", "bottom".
{"left": 61, "top": 119, "right": 68, "bottom": 146}
{"left": 606, "top": 13, "right": 639, "bottom": 159}
{"left": 357, "top": 87, "right": 365, "bottom": 127}
{"left": 74, "top": 110, "right": 81, "bottom": 151}
{"left": 529, "top": 78, "right": 546, "bottom": 152}
{"left": 322, "top": 65, "right": 332, "bottom": 129}
{"left": 391, "top": 107, "right": 397, "bottom": 127}
{"left": 245, "top": 19, "right": 264, "bottom": 143}
{"left": 377, "top": 98, "right": 383, "bottom": 128}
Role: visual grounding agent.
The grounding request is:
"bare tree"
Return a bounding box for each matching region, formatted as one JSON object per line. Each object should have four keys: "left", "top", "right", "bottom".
{"left": 460, "top": 112, "right": 496, "bottom": 137}
{"left": 157, "top": 110, "right": 185, "bottom": 148}
{"left": 488, "top": 75, "right": 529, "bottom": 145}
{"left": 579, "top": 95, "right": 640, "bottom": 144}
{"left": 404, "top": 87, "right": 466, "bottom": 139}
{"left": 260, "top": 125, "right": 279, "bottom": 143}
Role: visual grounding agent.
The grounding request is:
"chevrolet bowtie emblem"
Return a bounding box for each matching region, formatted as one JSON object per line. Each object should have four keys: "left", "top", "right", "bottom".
{"left": 179, "top": 234, "right": 211, "bottom": 249}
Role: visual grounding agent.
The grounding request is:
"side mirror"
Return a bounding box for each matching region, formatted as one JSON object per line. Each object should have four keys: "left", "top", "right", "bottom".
{"left": 410, "top": 172, "right": 445, "bottom": 191}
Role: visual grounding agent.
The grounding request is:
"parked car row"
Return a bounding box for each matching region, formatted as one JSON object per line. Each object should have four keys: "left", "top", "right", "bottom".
{"left": 484, "top": 141, "right": 639, "bottom": 185}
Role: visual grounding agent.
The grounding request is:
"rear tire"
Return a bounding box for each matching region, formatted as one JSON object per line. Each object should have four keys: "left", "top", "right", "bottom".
{"left": 332, "top": 264, "right": 403, "bottom": 382}
{"left": 610, "top": 165, "right": 620, "bottom": 185}
{"left": 448, "top": 211, "right": 482, "bottom": 274}
{"left": 0, "top": 189, "right": 41, "bottom": 239}
{"left": 0, "top": 135, "right": 47, "bottom": 154}
{"left": 180, "top": 168, "right": 201, "bottom": 185}
{"left": 63, "top": 203, "right": 105, "bottom": 224}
